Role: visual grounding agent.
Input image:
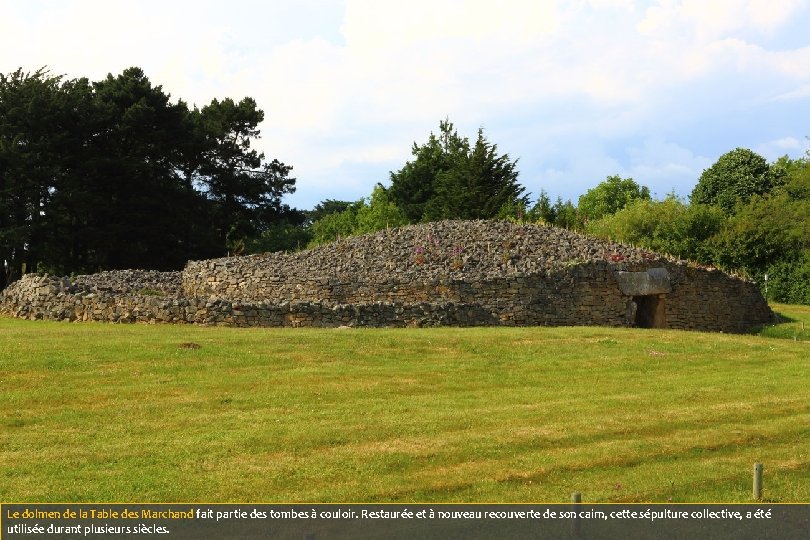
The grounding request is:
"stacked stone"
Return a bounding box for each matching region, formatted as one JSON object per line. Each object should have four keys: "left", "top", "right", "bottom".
{"left": 0, "top": 220, "right": 773, "bottom": 332}
{"left": 72, "top": 269, "right": 182, "bottom": 295}
{"left": 0, "top": 272, "right": 184, "bottom": 323}
{"left": 182, "top": 220, "right": 672, "bottom": 301}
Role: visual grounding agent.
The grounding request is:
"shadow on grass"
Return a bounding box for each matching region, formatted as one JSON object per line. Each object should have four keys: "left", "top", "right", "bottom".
{"left": 756, "top": 305, "right": 809, "bottom": 341}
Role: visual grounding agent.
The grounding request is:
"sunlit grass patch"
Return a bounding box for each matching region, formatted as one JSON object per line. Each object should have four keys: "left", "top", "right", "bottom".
{"left": 1, "top": 305, "right": 808, "bottom": 502}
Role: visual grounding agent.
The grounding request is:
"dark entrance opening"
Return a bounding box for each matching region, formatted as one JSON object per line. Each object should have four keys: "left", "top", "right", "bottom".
{"left": 633, "top": 295, "right": 666, "bottom": 328}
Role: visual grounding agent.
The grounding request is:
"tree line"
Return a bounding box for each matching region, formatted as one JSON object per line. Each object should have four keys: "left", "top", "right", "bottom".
{"left": 301, "top": 129, "right": 809, "bottom": 305}
{"left": 0, "top": 67, "right": 299, "bottom": 290}
{"left": 2, "top": 67, "right": 808, "bottom": 304}
{"left": 585, "top": 149, "right": 809, "bottom": 305}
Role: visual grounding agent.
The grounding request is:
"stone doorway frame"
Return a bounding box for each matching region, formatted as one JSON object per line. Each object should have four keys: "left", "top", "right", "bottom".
{"left": 633, "top": 294, "right": 666, "bottom": 328}
{"left": 615, "top": 268, "right": 672, "bottom": 329}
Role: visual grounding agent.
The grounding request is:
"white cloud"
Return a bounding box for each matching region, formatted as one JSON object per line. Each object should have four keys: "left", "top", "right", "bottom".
{"left": 770, "top": 83, "right": 810, "bottom": 101}
{"left": 520, "top": 137, "right": 712, "bottom": 203}
{"left": 2, "top": 0, "right": 809, "bottom": 208}
{"left": 258, "top": 38, "right": 347, "bottom": 133}
{"left": 639, "top": 0, "right": 806, "bottom": 41}
{"left": 626, "top": 138, "right": 713, "bottom": 196}
{"left": 341, "top": 0, "right": 560, "bottom": 48}
{"left": 755, "top": 136, "right": 806, "bottom": 159}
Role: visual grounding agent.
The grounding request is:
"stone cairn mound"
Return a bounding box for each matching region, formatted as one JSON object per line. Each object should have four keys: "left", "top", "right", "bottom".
{"left": 182, "top": 219, "right": 671, "bottom": 299}
{"left": 71, "top": 269, "right": 183, "bottom": 295}
{"left": 0, "top": 220, "right": 771, "bottom": 331}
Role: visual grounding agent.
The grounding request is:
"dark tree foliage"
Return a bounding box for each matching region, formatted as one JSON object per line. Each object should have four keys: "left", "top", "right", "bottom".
{"left": 424, "top": 128, "right": 527, "bottom": 220}
{"left": 388, "top": 119, "right": 464, "bottom": 222}
{"left": 550, "top": 197, "right": 580, "bottom": 230}
{"left": 190, "top": 97, "right": 296, "bottom": 252}
{"left": 72, "top": 67, "right": 209, "bottom": 271}
{"left": 0, "top": 69, "right": 99, "bottom": 285}
{"left": 305, "top": 199, "right": 354, "bottom": 225}
{"left": 0, "top": 67, "right": 296, "bottom": 286}
{"left": 389, "top": 119, "right": 527, "bottom": 222}
{"left": 244, "top": 207, "right": 312, "bottom": 254}
{"left": 1, "top": 69, "right": 50, "bottom": 287}
{"left": 528, "top": 190, "right": 555, "bottom": 223}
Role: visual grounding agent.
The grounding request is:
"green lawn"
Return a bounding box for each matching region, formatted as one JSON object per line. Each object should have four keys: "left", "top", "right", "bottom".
{"left": 1, "top": 305, "right": 808, "bottom": 503}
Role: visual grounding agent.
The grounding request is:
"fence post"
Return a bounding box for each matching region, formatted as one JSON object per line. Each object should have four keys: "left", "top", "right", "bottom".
{"left": 753, "top": 463, "right": 763, "bottom": 500}
{"left": 571, "top": 492, "right": 582, "bottom": 537}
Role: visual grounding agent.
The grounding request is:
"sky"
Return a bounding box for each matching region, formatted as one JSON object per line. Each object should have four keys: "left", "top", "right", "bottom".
{"left": 2, "top": 0, "right": 809, "bottom": 210}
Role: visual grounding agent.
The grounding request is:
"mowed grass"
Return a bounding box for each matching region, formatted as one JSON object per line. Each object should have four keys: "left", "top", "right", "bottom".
{"left": 1, "top": 305, "right": 808, "bottom": 503}
{"left": 760, "top": 302, "right": 810, "bottom": 341}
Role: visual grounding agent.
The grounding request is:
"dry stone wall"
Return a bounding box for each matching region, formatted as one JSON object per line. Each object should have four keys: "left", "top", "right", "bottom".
{"left": 664, "top": 266, "right": 773, "bottom": 333}
{"left": 0, "top": 220, "right": 774, "bottom": 332}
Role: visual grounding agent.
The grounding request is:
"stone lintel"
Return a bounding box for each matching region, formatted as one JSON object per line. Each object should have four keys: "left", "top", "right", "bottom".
{"left": 615, "top": 268, "right": 671, "bottom": 296}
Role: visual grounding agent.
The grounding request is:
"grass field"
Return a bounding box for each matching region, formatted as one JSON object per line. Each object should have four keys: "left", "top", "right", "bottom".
{"left": 1, "top": 304, "right": 808, "bottom": 503}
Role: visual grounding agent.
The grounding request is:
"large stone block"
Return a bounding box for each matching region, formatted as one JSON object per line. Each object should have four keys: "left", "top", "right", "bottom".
{"left": 614, "top": 268, "right": 672, "bottom": 296}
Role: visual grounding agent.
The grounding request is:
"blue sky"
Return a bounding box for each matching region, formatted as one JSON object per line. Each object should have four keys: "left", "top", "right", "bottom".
{"left": 2, "top": 0, "right": 809, "bottom": 209}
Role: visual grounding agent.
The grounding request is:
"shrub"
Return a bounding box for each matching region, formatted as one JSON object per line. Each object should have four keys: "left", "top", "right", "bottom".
{"left": 765, "top": 252, "right": 810, "bottom": 305}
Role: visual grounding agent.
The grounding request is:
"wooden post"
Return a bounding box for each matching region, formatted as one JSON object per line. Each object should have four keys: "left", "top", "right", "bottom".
{"left": 753, "top": 463, "right": 763, "bottom": 500}
{"left": 571, "top": 492, "right": 582, "bottom": 537}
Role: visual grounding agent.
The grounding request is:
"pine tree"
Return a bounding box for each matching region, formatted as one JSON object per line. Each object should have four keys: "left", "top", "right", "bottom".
{"left": 389, "top": 120, "right": 526, "bottom": 222}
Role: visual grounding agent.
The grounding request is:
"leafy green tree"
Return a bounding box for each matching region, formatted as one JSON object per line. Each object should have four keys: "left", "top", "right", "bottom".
{"left": 578, "top": 175, "right": 651, "bottom": 222}
{"left": 711, "top": 165, "right": 810, "bottom": 275}
{"left": 770, "top": 154, "right": 808, "bottom": 187}
{"left": 244, "top": 208, "right": 311, "bottom": 253}
{"left": 355, "top": 184, "right": 409, "bottom": 234}
{"left": 501, "top": 190, "right": 578, "bottom": 228}
{"left": 757, "top": 163, "right": 810, "bottom": 304}
{"left": 308, "top": 202, "right": 362, "bottom": 246}
{"left": 766, "top": 252, "right": 810, "bottom": 304}
{"left": 307, "top": 184, "right": 408, "bottom": 246}
{"left": 587, "top": 196, "right": 725, "bottom": 263}
{"left": 691, "top": 148, "right": 785, "bottom": 214}
{"left": 551, "top": 197, "right": 580, "bottom": 230}
{"left": 496, "top": 199, "right": 529, "bottom": 222}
